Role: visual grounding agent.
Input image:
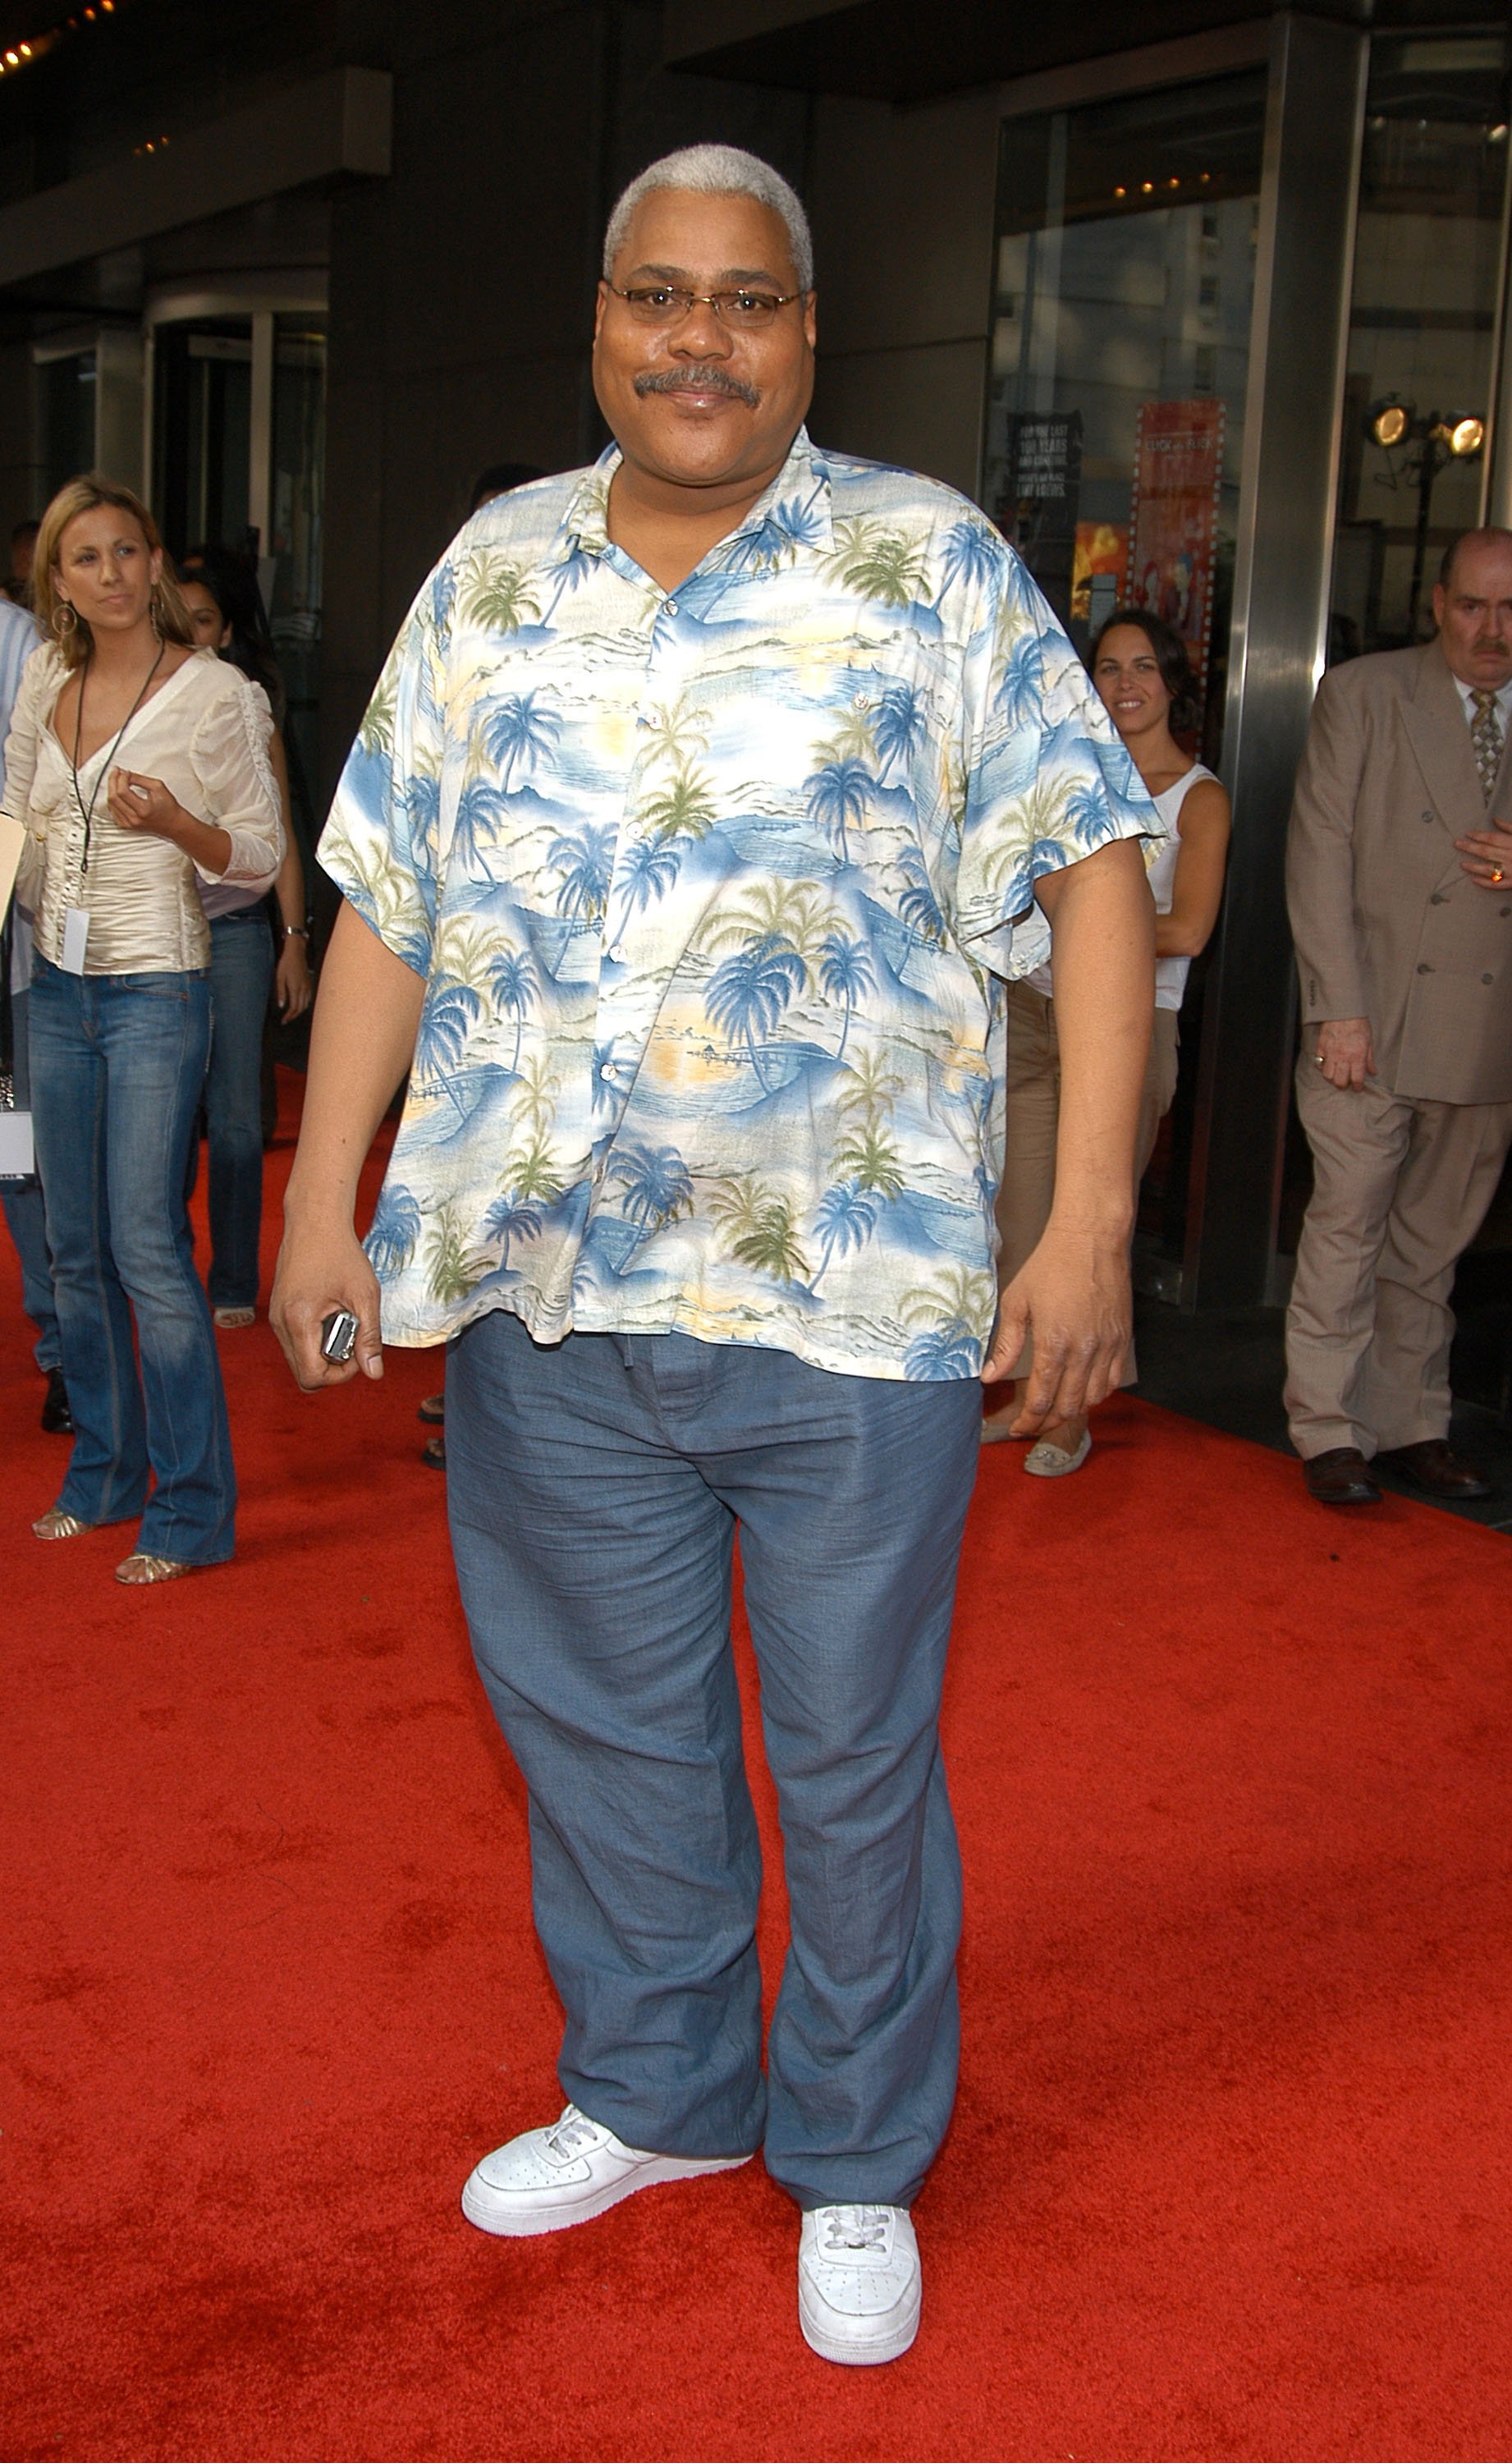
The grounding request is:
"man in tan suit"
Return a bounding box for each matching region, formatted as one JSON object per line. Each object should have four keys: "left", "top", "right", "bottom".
{"left": 1285, "top": 527, "right": 1512, "bottom": 1506}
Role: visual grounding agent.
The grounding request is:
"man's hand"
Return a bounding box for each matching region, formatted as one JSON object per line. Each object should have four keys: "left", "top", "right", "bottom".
{"left": 1454, "top": 819, "right": 1512, "bottom": 891}
{"left": 1312, "top": 1016, "right": 1374, "bottom": 1090}
{"left": 270, "top": 1219, "right": 384, "bottom": 1392}
{"left": 982, "top": 1222, "right": 1132, "bottom": 1435}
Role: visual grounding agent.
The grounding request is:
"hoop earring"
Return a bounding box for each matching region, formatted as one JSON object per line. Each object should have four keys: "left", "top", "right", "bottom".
{"left": 53, "top": 601, "right": 76, "bottom": 640}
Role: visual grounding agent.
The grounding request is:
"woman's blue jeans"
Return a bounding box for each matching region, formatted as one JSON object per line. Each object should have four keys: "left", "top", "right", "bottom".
{"left": 204, "top": 906, "right": 274, "bottom": 1309}
{"left": 29, "top": 956, "right": 236, "bottom": 1564}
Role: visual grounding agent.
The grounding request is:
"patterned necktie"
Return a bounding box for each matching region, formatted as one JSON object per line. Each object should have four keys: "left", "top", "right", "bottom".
{"left": 1470, "top": 688, "right": 1504, "bottom": 805}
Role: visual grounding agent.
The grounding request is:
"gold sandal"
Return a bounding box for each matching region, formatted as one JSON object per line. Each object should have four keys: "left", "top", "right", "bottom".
{"left": 115, "top": 1553, "right": 195, "bottom": 1586}
{"left": 34, "top": 1510, "right": 94, "bottom": 1540}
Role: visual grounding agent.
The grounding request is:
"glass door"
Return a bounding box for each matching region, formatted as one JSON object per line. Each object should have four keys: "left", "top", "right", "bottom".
{"left": 1329, "top": 32, "right": 1512, "bottom": 658}
{"left": 983, "top": 69, "right": 1267, "bottom": 1276}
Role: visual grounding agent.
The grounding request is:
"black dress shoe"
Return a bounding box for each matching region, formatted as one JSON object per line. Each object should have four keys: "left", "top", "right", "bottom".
{"left": 1375, "top": 1440, "right": 1494, "bottom": 1501}
{"left": 1303, "top": 1446, "right": 1381, "bottom": 1506}
{"left": 40, "top": 1366, "right": 73, "bottom": 1436}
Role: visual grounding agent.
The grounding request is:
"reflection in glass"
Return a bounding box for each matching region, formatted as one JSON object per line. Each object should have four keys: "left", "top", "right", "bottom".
{"left": 40, "top": 352, "right": 97, "bottom": 504}
{"left": 984, "top": 72, "right": 1265, "bottom": 767}
{"left": 268, "top": 319, "right": 327, "bottom": 841}
{"left": 1330, "top": 34, "right": 1511, "bottom": 658}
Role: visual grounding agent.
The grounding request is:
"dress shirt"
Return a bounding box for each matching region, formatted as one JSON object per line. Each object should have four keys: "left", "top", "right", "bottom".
{"left": 322, "top": 429, "right": 1158, "bottom": 1380}
{"left": 3, "top": 644, "right": 282, "bottom": 974}
{"left": 1451, "top": 673, "right": 1512, "bottom": 729}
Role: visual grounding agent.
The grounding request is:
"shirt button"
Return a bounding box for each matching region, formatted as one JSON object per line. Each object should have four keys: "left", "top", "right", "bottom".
{"left": 598, "top": 1060, "right": 617, "bottom": 1080}
{"left": 662, "top": 598, "right": 679, "bottom": 616}
{"left": 607, "top": 943, "right": 627, "bottom": 964}
{"left": 1417, "top": 961, "right": 1432, "bottom": 974}
{"left": 1429, "top": 892, "right": 1446, "bottom": 905}
{"left": 1423, "top": 811, "right": 1434, "bottom": 823}
{"left": 1483, "top": 972, "right": 1495, "bottom": 984}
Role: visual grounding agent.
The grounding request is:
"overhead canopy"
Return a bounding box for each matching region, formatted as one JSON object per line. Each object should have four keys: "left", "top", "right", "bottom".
{"left": 0, "top": 65, "right": 390, "bottom": 291}
{"left": 658, "top": 0, "right": 1479, "bottom": 102}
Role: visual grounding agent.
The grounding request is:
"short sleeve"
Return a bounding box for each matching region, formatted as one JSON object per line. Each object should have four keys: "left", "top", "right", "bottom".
{"left": 188, "top": 668, "right": 285, "bottom": 888}
{"left": 318, "top": 565, "right": 449, "bottom": 978}
{"left": 954, "top": 547, "right": 1162, "bottom": 981}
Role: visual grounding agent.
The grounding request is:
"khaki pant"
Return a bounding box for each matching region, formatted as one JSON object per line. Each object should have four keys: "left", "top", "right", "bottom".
{"left": 992, "top": 984, "right": 1178, "bottom": 1383}
{"left": 1284, "top": 1058, "right": 1512, "bottom": 1460}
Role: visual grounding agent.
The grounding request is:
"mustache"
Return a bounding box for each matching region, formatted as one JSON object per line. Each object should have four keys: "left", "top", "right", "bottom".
{"left": 633, "top": 365, "right": 759, "bottom": 407}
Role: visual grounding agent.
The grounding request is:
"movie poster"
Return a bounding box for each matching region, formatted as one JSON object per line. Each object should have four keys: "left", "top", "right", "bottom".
{"left": 1071, "top": 522, "right": 1130, "bottom": 637}
{"left": 1125, "top": 400, "right": 1226, "bottom": 683}
{"left": 996, "top": 411, "right": 1083, "bottom": 626}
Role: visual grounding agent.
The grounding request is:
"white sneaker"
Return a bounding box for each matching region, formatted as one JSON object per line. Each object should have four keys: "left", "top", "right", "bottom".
{"left": 798, "top": 2204, "right": 921, "bottom": 2365}
{"left": 460, "top": 2103, "right": 751, "bottom": 2238}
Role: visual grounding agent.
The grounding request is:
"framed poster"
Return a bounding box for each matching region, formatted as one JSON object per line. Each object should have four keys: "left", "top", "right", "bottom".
{"left": 1125, "top": 400, "right": 1226, "bottom": 683}
{"left": 997, "top": 410, "right": 1083, "bottom": 626}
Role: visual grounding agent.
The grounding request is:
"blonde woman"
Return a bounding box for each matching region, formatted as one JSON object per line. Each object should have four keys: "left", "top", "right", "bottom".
{"left": 2, "top": 475, "right": 283, "bottom": 1581}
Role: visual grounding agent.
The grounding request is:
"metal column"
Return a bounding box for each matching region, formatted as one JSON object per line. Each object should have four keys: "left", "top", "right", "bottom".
{"left": 1182, "top": 10, "right": 1368, "bottom": 1309}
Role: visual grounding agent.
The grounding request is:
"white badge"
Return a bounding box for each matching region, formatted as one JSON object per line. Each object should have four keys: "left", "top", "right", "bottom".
{"left": 60, "top": 906, "right": 90, "bottom": 974}
{"left": 0, "top": 1107, "right": 34, "bottom": 1177}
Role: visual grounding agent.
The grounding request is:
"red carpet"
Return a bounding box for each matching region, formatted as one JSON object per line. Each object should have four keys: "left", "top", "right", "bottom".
{"left": 5, "top": 1071, "right": 1512, "bottom": 2461}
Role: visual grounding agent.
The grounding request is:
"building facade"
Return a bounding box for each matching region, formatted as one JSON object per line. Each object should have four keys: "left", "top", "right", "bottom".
{"left": 1, "top": 0, "right": 1508, "bottom": 1311}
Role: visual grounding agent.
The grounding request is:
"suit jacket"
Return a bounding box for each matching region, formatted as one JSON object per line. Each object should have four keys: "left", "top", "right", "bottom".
{"left": 1286, "top": 640, "right": 1512, "bottom": 1104}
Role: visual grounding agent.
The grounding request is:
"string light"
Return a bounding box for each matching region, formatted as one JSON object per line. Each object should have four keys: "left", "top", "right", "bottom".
{"left": 0, "top": 0, "right": 128, "bottom": 84}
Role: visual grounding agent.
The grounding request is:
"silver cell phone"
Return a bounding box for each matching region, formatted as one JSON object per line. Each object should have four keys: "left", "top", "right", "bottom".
{"left": 320, "top": 1309, "right": 360, "bottom": 1363}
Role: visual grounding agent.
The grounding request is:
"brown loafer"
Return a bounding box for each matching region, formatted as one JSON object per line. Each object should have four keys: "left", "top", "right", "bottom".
{"left": 418, "top": 1392, "right": 446, "bottom": 1426}
{"left": 1303, "top": 1447, "right": 1381, "bottom": 1506}
{"left": 1375, "top": 1440, "right": 1494, "bottom": 1501}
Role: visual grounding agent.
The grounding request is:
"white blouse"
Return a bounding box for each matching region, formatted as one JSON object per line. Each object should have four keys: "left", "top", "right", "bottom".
{"left": 3, "top": 642, "right": 283, "bottom": 975}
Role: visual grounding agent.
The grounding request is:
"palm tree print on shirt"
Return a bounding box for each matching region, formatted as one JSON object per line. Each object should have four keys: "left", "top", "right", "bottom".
{"left": 482, "top": 690, "right": 561, "bottom": 791}
{"left": 704, "top": 934, "right": 808, "bottom": 1092}
{"left": 607, "top": 1141, "right": 694, "bottom": 1265}
{"left": 900, "top": 1264, "right": 997, "bottom": 1380}
{"left": 809, "top": 1178, "right": 879, "bottom": 1291}
{"left": 483, "top": 1190, "right": 544, "bottom": 1271}
{"left": 818, "top": 932, "right": 874, "bottom": 1061}
{"left": 804, "top": 756, "right": 873, "bottom": 868}
{"left": 488, "top": 943, "right": 537, "bottom": 1071}
{"left": 711, "top": 1176, "right": 810, "bottom": 1287}
{"left": 550, "top": 824, "right": 617, "bottom": 925}
{"left": 322, "top": 430, "right": 1157, "bottom": 1373}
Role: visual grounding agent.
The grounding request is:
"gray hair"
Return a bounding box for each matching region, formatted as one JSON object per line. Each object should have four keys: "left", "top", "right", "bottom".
{"left": 603, "top": 144, "right": 813, "bottom": 291}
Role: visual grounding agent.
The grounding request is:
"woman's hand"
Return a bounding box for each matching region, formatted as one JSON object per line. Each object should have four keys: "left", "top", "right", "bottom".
{"left": 276, "top": 933, "right": 315, "bottom": 1020}
{"left": 107, "top": 767, "right": 189, "bottom": 842}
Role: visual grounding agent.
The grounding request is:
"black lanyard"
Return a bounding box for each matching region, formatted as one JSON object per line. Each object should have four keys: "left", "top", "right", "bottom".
{"left": 70, "top": 640, "right": 167, "bottom": 877}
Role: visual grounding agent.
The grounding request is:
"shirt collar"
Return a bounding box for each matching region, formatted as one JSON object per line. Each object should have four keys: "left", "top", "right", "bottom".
{"left": 1452, "top": 671, "right": 1512, "bottom": 718}
{"left": 555, "top": 426, "right": 832, "bottom": 574}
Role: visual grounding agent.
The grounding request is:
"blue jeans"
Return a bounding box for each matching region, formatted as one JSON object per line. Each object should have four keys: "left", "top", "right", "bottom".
{"left": 0, "top": 986, "right": 62, "bottom": 1372}
{"left": 447, "top": 1312, "right": 982, "bottom": 2211}
{"left": 204, "top": 906, "right": 273, "bottom": 1309}
{"left": 29, "top": 957, "right": 236, "bottom": 1564}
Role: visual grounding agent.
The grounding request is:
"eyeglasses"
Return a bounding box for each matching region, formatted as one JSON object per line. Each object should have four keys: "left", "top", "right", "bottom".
{"left": 606, "top": 282, "right": 804, "bottom": 330}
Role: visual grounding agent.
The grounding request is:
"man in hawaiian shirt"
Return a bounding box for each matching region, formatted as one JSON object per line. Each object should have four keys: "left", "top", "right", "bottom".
{"left": 273, "top": 144, "right": 1157, "bottom": 2367}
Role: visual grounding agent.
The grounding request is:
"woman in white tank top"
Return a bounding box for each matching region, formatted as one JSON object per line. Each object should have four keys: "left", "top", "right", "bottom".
{"left": 986, "top": 609, "right": 1231, "bottom": 1471}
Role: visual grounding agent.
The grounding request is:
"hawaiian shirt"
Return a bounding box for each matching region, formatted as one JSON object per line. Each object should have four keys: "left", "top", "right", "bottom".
{"left": 319, "top": 428, "right": 1159, "bottom": 1380}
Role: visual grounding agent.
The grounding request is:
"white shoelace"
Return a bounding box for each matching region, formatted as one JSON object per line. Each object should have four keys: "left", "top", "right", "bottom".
{"left": 543, "top": 2106, "right": 606, "bottom": 2162}
{"left": 820, "top": 2205, "right": 891, "bottom": 2254}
